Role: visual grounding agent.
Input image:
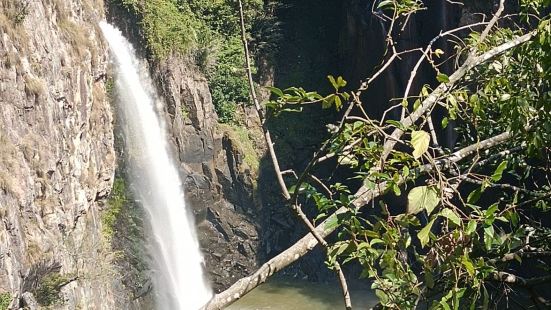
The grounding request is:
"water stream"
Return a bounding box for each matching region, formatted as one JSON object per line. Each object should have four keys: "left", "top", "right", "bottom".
{"left": 99, "top": 22, "right": 212, "bottom": 310}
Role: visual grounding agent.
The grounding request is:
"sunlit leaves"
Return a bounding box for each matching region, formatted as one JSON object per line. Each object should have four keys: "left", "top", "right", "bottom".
{"left": 407, "top": 185, "right": 440, "bottom": 215}
{"left": 411, "top": 130, "right": 430, "bottom": 159}
{"left": 491, "top": 161, "right": 508, "bottom": 182}
{"left": 376, "top": 0, "right": 424, "bottom": 16}
{"left": 265, "top": 77, "right": 350, "bottom": 113}
{"left": 433, "top": 48, "right": 444, "bottom": 58}
{"left": 466, "top": 220, "right": 477, "bottom": 235}
{"left": 436, "top": 73, "right": 450, "bottom": 83}
{"left": 418, "top": 219, "right": 435, "bottom": 247}
{"left": 327, "top": 75, "right": 347, "bottom": 90}
{"left": 440, "top": 208, "right": 461, "bottom": 226}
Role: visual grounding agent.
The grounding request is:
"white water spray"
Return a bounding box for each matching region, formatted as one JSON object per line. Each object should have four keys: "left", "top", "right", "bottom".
{"left": 99, "top": 22, "right": 212, "bottom": 309}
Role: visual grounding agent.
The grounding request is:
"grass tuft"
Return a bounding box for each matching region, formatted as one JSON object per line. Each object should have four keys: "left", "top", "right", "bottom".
{"left": 218, "top": 123, "right": 260, "bottom": 174}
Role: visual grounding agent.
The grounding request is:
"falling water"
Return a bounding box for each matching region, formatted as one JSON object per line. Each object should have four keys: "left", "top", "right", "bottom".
{"left": 99, "top": 22, "right": 212, "bottom": 309}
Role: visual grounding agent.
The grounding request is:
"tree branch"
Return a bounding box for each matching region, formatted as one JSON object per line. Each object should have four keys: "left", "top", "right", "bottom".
{"left": 203, "top": 5, "right": 539, "bottom": 308}
{"left": 492, "top": 272, "right": 551, "bottom": 287}
{"left": 202, "top": 128, "right": 517, "bottom": 309}
{"left": 354, "top": 30, "right": 537, "bottom": 207}
{"left": 203, "top": 2, "right": 353, "bottom": 309}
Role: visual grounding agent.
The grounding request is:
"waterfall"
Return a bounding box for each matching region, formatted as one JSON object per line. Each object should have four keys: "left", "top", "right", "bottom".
{"left": 99, "top": 22, "right": 212, "bottom": 309}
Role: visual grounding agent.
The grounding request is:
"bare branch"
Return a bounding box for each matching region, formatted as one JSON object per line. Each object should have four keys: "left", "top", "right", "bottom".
{"left": 203, "top": 2, "right": 353, "bottom": 309}
{"left": 204, "top": 5, "right": 539, "bottom": 308}
{"left": 492, "top": 272, "right": 551, "bottom": 287}
{"left": 204, "top": 128, "right": 518, "bottom": 309}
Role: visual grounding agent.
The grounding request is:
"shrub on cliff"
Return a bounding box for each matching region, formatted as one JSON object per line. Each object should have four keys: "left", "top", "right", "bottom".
{"left": 113, "top": 0, "right": 278, "bottom": 123}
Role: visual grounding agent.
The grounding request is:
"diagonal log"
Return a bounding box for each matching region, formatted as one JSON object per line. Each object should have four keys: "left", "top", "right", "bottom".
{"left": 201, "top": 9, "right": 538, "bottom": 310}
{"left": 202, "top": 128, "right": 519, "bottom": 309}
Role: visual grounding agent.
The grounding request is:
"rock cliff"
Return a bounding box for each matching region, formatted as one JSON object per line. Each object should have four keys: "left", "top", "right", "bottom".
{"left": 153, "top": 56, "right": 262, "bottom": 291}
{"left": 105, "top": 0, "right": 265, "bottom": 295}
{"left": 0, "top": 0, "right": 121, "bottom": 308}
{"left": 0, "top": 0, "right": 267, "bottom": 307}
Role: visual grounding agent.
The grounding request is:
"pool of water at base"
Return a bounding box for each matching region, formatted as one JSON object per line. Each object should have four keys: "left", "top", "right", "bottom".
{"left": 226, "top": 278, "right": 377, "bottom": 310}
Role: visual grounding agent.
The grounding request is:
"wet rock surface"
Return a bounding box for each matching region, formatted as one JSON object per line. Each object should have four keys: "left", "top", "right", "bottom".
{"left": 154, "top": 57, "right": 262, "bottom": 292}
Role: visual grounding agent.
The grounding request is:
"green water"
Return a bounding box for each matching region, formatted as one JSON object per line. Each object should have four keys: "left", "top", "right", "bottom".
{"left": 227, "top": 279, "right": 377, "bottom": 310}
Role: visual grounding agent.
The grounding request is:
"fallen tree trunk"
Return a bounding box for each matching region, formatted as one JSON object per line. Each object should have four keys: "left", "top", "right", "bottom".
{"left": 202, "top": 211, "right": 337, "bottom": 309}
{"left": 201, "top": 128, "right": 517, "bottom": 309}
{"left": 201, "top": 8, "right": 537, "bottom": 310}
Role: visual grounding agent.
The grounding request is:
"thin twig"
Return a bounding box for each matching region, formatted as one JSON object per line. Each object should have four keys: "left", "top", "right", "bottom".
{"left": 236, "top": 1, "right": 352, "bottom": 309}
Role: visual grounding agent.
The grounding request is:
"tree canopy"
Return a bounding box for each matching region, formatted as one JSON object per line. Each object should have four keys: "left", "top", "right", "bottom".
{"left": 205, "top": 0, "right": 551, "bottom": 309}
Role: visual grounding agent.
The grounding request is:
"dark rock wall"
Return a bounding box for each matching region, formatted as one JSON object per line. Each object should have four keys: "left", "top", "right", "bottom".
{"left": 339, "top": 0, "right": 462, "bottom": 119}
{"left": 105, "top": 3, "right": 263, "bottom": 293}
{"left": 153, "top": 57, "right": 261, "bottom": 292}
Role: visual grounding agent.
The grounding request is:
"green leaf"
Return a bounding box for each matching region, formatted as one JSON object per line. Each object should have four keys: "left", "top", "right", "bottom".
{"left": 334, "top": 95, "right": 342, "bottom": 110}
{"left": 322, "top": 94, "right": 335, "bottom": 109}
{"left": 491, "top": 161, "right": 508, "bottom": 182}
{"left": 386, "top": 120, "right": 407, "bottom": 130}
{"left": 500, "top": 93, "right": 511, "bottom": 101}
{"left": 411, "top": 130, "right": 430, "bottom": 159}
{"left": 424, "top": 269, "right": 435, "bottom": 288}
{"left": 336, "top": 76, "right": 347, "bottom": 87}
{"left": 437, "top": 73, "right": 450, "bottom": 83}
{"left": 377, "top": 0, "right": 393, "bottom": 10}
{"left": 440, "top": 208, "right": 461, "bottom": 226}
{"left": 441, "top": 117, "right": 449, "bottom": 128}
{"left": 370, "top": 238, "right": 384, "bottom": 246}
{"left": 484, "top": 225, "right": 495, "bottom": 250}
{"left": 434, "top": 48, "right": 444, "bottom": 57}
{"left": 375, "top": 289, "right": 389, "bottom": 304}
{"left": 467, "top": 187, "right": 482, "bottom": 204}
{"left": 338, "top": 153, "right": 358, "bottom": 166}
{"left": 421, "top": 85, "right": 430, "bottom": 97}
{"left": 395, "top": 214, "right": 421, "bottom": 227}
{"left": 266, "top": 86, "right": 283, "bottom": 97}
{"left": 418, "top": 219, "right": 435, "bottom": 248}
{"left": 461, "top": 255, "right": 475, "bottom": 276}
{"left": 327, "top": 75, "right": 338, "bottom": 90}
{"left": 324, "top": 214, "right": 339, "bottom": 231}
{"left": 407, "top": 186, "right": 440, "bottom": 215}
{"left": 466, "top": 220, "right": 477, "bottom": 235}
{"left": 485, "top": 203, "right": 499, "bottom": 218}
{"left": 287, "top": 185, "right": 297, "bottom": 195}
{"left": 413, "top": 98, "right": 421, "bottom": 111}
{"left": 392, "top": 183, "right": 401, "bottom": 196}
{"left": 440, "top": 301, "right": 452, "bottom": 310}
{"left": 482, "top": 286, "right": 489, "bottom": 309}
{"left": 402, "top": 166, "right": 410, "bottom": 178}
{"left": 335, "top": 242, "right": 350, "bottom": 256}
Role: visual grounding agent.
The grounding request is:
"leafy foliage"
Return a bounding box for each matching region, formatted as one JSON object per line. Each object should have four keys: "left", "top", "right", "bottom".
{"left": 34, "top": 273, "right": 72, "bottom": 306}
{"left": 102, "top": 178, "right": 127, "bottom": 241}
{"left": 262, "top": 1, "right": 551, "bottom": 308}
{"left": 207, "top": 37, "right": 249, "bottom": 123}
{"left": 114, "top": 0, "right": 279, "bottom": 123}
{"left": 0, "top": 293, "right": 10, "bottom": 310}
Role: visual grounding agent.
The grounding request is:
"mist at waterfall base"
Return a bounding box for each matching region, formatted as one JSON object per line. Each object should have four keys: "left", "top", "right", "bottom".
{"left": 99, "top": 22, "right": 212, "bottom": 309}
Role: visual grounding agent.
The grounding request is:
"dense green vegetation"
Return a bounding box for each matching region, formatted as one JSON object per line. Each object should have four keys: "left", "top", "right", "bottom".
{"left": 114, "top": 0, "right": 277, "bottom": 123}
{"left": 258, "top": 0, "right": 551, "bottom": 308}
{"left": 34, "top": 273, "right": 73, "bottom": 306}
{"left": 102, "top": 177, "right": 127, "bottom": 240}
{"left": 0, "top": 292, "right": 10, "bottom": 310}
